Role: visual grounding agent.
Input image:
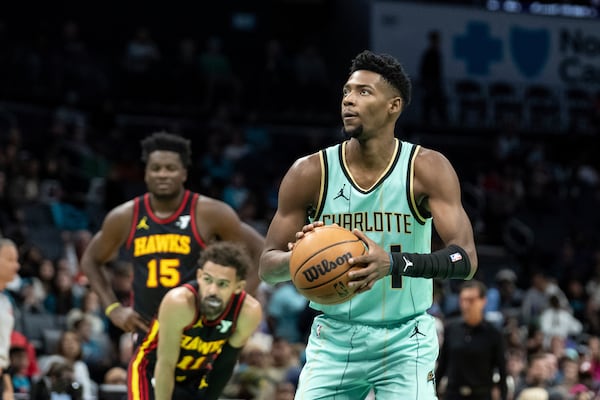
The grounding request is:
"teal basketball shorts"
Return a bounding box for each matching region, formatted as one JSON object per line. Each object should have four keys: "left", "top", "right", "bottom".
{"left": 295, "top": 312, "right": 439, "bottom": 400}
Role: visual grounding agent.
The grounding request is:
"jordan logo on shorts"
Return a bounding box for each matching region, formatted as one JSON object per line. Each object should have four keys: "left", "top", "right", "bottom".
{"left": 410, "top": 325, "right": 425, "bottom": 338}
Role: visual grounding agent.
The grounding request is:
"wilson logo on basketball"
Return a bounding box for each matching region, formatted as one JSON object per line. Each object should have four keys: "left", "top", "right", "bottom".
{"left": 302, "top": 252, "right": 353, "bottom": 282}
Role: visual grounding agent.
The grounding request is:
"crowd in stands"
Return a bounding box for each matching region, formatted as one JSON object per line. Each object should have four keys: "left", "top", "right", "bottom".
{"left": 0, "top": 14, "right": 600, "bottom": 400}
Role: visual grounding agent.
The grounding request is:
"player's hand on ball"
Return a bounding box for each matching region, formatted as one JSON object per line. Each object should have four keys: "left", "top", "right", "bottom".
{"left": 347, "top": 229, "right": 392, "bottom": 293}
{"left": 288, "top": 221, "right": 327, "bottom": 251}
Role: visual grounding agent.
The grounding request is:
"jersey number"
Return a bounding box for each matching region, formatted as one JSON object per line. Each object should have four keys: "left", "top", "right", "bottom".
{"left": 146, "top": 258, "right": 180, "bottom": 288}
{"left": 390, "top": 245, "right": 403, "bottom": 289}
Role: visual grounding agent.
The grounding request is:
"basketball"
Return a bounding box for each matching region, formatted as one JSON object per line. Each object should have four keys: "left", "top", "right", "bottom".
{"left": 289, "top": 225, "right": 367, "bottom": 305}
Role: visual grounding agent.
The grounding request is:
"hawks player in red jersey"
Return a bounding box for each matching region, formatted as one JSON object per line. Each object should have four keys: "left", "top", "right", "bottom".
{"left": 81, "top": 131, "right": 264, "bottom": 335}
{"left": 131, "top": 242, "right": 262, "bottom": 400}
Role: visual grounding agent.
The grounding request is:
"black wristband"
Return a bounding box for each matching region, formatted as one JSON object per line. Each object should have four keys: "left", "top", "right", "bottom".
{"left": 202, "top": 342, "right": 242, "bottom": 400}
{"left": 390, "top": 245, "right": 471, "bottom": 279}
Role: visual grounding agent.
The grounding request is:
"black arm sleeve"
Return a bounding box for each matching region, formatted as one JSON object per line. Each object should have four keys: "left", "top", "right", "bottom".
{"left": 390, "top": 245, "right": 471, "bottom": 280}
{"left": 202, "top": 342, "right": 242, "bottom": 400}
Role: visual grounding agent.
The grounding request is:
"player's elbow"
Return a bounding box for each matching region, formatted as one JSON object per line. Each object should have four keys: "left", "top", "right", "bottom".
{"left": 258, "top": 251, "right": 288, "bottom": 285}
{"left": 258, "top": 264, "right": 278, "bottom": 285}
{"left": 465, "top": 251, "right": 478, "bottom": 280}
{"left": 80, "top": 255, "right": 94, "bottom": 276}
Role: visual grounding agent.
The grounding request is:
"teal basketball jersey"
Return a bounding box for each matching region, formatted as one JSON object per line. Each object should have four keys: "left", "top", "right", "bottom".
{"left": 309, "top": 139, "right": 433, "bottom": 324}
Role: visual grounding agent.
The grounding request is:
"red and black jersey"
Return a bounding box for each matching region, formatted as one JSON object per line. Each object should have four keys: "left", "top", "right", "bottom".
{"left": 124, "top": 190, "right": 206, "bottom": 321}
{"left": 129, "top": 280, "right": 247, "bottom": 396}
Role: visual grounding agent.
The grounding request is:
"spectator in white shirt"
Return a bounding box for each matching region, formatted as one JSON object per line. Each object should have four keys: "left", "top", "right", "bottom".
{"left": 539, "top": 294, "right": 583, "bottom": 348}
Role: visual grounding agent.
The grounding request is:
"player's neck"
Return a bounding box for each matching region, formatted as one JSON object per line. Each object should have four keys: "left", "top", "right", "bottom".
{"left": 347, "top": 136, "right": 396, "bottom": 170}
{"left": 148, "top": 190, "right": 185, "bottom": 217}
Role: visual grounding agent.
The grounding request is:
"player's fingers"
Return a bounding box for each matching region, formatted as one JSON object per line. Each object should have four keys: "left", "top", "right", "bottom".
{"left": 353, "top": 279, "right": 373, "bottom": 293}
{"left": 348, "top": 252, "right": 373, "bottom": 268}
{"left": 135, "top": 314, "right": 150, "bottom": 331}
{"left": 137, "top": 321, "right": 150, "bottom": 333}
{"left": 351, "top": 229, "right": 370, "bottom": 245}
{"left": 301, "top": 222, "right": 320, "bottom": 233}
{"left": 347, "top": 261, "right": 370, "bottom": 278}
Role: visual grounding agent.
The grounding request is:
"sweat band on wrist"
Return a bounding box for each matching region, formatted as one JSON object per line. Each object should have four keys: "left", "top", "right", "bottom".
{"left": 390, "top": 245, "right": 471, "bottom": 279}
{"left": 104, "top": 302, "right": 121, "bottom": 317}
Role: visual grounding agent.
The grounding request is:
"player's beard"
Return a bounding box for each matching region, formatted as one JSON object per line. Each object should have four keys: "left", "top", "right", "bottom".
{"left": 201, "top": 296, "right": 224, "bottom": 320}
{"left": 151, "top": 185, "right": 181, "bottom": 202}
{"left": 342, "top": 125, "right": 363, "bottom": 138}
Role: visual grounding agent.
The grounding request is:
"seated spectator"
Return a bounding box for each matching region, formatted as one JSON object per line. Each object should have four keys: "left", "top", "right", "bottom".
{"left": 553, "top": 354, "right": 581, "bottom": 398}
{"left": 65, "top": 289, "right": 105, "bottom": 337}
{"left": 521, "top": 271, "right": 569, "bottom": 327}
{"left": 539, "top": 295, "right": 583, "bottom": 348}
{"left": 486, "top": 268, "right": 524, "bottom": 319}
{"left": 10, "top": 330, "right": 40, "bottom": 379}
{"left": 30, "top": 360, "right": 82, "bottom": 400}
{"left": 103, "top": 367, "right": 127, "bottom": 386}
{"left": 267, "top": 282, "right": 308, "bottom": 344}
{"left": 224, "top": 339, "right": 276, "bottom": 400}
{"left": 266, "top": 337, "right": 301, "bottom": 384}
{"left": 18, "top": 277, "right": 46, "bottom": 313}
{"left": 43, "top": 268, "right": 82, "bottom": 315}
{"left": 274, "top": 380, "right": 296, "bottom": 400}
{"left": 37, "top": 331, "right": 95, "bottom": 400}
{"left": 586, "top": 335, "right": 600, "bottom": 382}
{"left": 514, "top": 353, "right": 552, "bottom": 397}
{"left": 8, "top": 346, "right": 31, "bottom": 396}
{"left": 71, "top": 313, "right": 112, "bottom": 382}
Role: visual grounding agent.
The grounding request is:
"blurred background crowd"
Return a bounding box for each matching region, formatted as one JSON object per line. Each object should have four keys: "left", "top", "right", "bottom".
{"left": 1, "top": 0, "right": 600, "bottom": 399}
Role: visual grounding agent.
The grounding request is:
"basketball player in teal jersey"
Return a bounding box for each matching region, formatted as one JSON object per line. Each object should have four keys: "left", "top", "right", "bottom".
{"left": 259, "top": 50, "right": 478, "bottom": 400}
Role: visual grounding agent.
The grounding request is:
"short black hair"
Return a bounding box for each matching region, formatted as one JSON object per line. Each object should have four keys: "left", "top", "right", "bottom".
{"left": 460, "top": 279, "right": 487, "bottom": 298}
{"left": 9, "top": 346, "right": 27, "bottom": 357}
{"left": 197, "top": 242, "right": 252, "bottom": 281}
{"left": 349, "top": 50, "right": 412, "bottom": 108}
{"left": 140, "top": 131, "right": 191, "bottom": 166}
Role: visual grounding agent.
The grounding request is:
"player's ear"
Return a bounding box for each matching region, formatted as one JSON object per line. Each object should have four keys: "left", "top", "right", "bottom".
{"left": 234, "top": 279, "right": 246, "bottom": 294}
{"left": 389, "top": 96, "right": 402, "bottom": 114}
{"left": 196, "top": 268, "right": 203, "bottom": 280}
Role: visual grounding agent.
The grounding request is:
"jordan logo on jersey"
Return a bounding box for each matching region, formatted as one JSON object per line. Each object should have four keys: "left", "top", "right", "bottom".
{"left": 217, "top": 320, "right": 233, "bottom": 334}
{"left": 334, "top": 184, "right": 349, "bottom": 201}
{"left": 402, "top": 256, "right": 413, "bottom": 272}
{"left": 175, "top": 215, "right": 191, "bottom": 229}
{"left": 136, "top": 216, "right": 150, "bottom": 230}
